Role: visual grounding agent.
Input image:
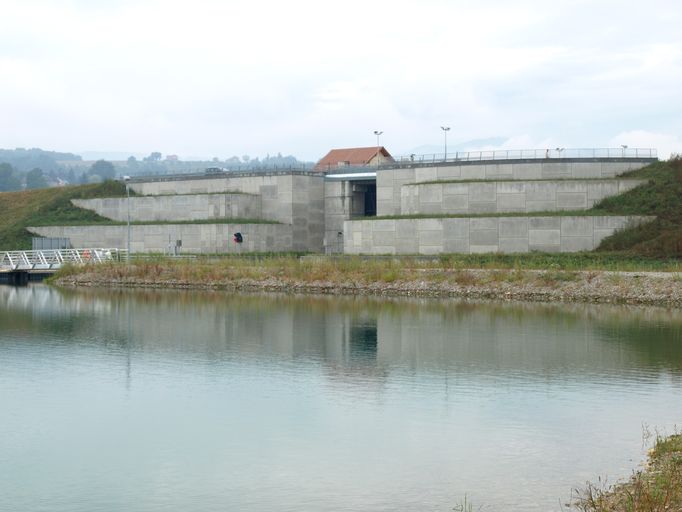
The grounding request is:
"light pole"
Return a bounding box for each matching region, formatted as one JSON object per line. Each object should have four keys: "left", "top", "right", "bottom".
{"left": 440, "top": 126, "right": 450, "bottom": 160}
{"left": 125, "top": 178, "right": 131, "bottom": 263}
{"left": 373, "top": 130, "right": 383, "bottom": 147}
{"left": 621, "top": 144, "right": 628, "bottom": 157}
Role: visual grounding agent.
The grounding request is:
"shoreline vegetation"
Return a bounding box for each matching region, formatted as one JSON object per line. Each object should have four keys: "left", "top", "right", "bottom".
{"left": 573, "top": 433, "right": 682, "bottom": 511}
{"left": 52, "top": 254, "right": 682, "bottom": 307}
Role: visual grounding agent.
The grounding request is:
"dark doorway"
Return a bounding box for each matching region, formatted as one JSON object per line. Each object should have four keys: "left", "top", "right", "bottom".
{"left": 364, "top": 183, "right": 377, "bottom": 217}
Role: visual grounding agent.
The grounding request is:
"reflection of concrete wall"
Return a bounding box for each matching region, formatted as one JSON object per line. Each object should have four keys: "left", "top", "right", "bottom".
{"left": 377, "top": 160, "right": 652, "bottom": 216}
{"left": 73, "top": 194, "right": 262, "bottom": 222}
{"left": 344, "top": 215, "right": 653, "bottom": 254}
{"left": 3, "top": 286, "right": 682, "bottom": 375}
{"left": 28, "top": 223, "right": 293, "bottom": 253}
{"left": 401, "top": 179, "right": 645, "bottom": 215}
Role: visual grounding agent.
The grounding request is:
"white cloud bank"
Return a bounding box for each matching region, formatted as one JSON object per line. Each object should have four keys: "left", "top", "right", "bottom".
{"left": 0, "top": 0, "right": 681, "bottom": 160}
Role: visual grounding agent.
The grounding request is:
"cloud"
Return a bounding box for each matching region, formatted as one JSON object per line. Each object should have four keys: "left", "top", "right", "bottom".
{"left": 0, "top": 0, "right": 681, "bottom": 160}
{"left": 609, "top": 131, "right": 682, "bottom": 160}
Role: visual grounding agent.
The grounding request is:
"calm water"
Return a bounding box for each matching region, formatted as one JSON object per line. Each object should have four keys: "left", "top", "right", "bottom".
{"left": 1, "top": 285, "right": 681, "bottom": 512}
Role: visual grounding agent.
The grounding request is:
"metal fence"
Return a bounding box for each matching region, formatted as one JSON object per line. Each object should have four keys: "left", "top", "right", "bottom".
{"left": 386, "top": 147, "right": 657, "bottom": 167}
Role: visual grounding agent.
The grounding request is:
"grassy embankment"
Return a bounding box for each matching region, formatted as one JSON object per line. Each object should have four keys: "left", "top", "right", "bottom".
{"left": 0, "top": 181, "right": 277, "bottom": 250}
{"left": 574, "top": 433, "right": 682, "bottom": 512}
{"left": 0, "top": 181, "right": 126, "bottom": 249}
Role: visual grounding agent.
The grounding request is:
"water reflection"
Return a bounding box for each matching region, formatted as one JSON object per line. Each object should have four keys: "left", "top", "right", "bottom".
{"left": 1, "top": 285, "right": 681, "bottom": 512}
{"left": 2, "top": 285, "right": 681, "bottom": 377}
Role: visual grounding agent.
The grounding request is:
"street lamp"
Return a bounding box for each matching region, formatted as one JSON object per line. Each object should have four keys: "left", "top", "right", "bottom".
{"left": 621, "top": 144, "right": 628, "bottom": 157}
{"left": 124, "top": 177, "right": 131, "bottom": 263}
{"left": 373, "top": 130, "right": 383, "bottom": 147}
{"left": 441, "top": 126, "right": 450, "bottom": 160}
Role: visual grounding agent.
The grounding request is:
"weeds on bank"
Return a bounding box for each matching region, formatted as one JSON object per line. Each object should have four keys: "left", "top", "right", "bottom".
{"left": 573, "top": 434, "right": 682, "bottom": 512}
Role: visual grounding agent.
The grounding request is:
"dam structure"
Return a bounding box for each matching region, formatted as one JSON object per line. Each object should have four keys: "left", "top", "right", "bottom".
{"left": 29, "top": 148, "right": 657, "bottom": 255}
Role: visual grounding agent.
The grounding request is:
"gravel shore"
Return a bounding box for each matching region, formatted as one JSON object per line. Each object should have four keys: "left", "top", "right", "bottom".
{"left": 55, "top": 268, "right": 682, "bottom": 308}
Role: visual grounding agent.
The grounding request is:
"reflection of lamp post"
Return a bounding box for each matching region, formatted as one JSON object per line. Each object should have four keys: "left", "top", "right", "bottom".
{"left": 441, "top": 126, "right": 450, "bottom": 160}
{"left": 373, "top": 130, "right": 383, "bottom": 147}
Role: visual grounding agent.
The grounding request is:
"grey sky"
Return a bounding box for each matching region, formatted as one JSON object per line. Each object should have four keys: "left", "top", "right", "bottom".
{"left": 1, "top": 0, "right": 681, "bottom": 160}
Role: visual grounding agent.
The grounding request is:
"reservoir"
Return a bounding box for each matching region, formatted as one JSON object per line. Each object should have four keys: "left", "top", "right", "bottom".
{"left": 1, "top": 285, "right": 681, "bottom": 511}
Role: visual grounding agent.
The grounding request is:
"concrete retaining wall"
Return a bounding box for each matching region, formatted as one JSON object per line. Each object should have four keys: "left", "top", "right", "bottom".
{"left": 324, "top": 180, "right": 353, "bottom": 254}
{"left": 29, "top": 223, "right": 294, "bottom": 254}
{"left": 73, "top": 194, "right": 262, "bottom": 222}
{"left": 130, "top": 172, "right": 325, "bottom": 252}
{"left": 344, "top": 215, "right": 653, "bottom": 255}
{"left": 400, "top": 179, "right": 645, "bottom": 215}
{"left": 377, "top": 159, "right": 652, "bottom": 215}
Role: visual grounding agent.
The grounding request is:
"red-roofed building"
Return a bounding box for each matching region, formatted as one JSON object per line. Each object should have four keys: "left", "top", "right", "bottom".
{"left": 314, "top": 146, "right": 393, "bottom": 172}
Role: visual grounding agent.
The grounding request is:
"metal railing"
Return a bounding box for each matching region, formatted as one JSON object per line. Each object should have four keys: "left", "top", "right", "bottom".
{"left": 385, "top": 147, "right": 657, "bottom": 167}
{"left": 0, "top": 248, "right": 125, "bottom": 272}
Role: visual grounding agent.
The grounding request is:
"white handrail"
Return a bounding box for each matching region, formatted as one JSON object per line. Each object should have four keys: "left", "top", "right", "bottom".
{"left": 0, "top": 248, "right": 125, "bottom": 272}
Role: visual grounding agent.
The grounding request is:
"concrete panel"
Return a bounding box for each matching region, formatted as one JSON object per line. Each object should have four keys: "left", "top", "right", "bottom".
{"left": 497, "top": 194, "right": 526, "bottom": 211}
{"left": 442, "top": 218, "right": 470, "bottom": 239}
{"left": 561, "top": 236, "right": 595, "bottom": 252}
{"left": 561, "top": 217, "right": 594, "bottom": 236}
{"left": 469, "top": 183, "right": 496, "bottom": 202}
{"left": 529, "top": 229, "right": 561, "bottom": 246}
{"left": 529, "top": 217, "right": 560, "bottom": 230}
{"left": 498, "top": 217, "right": 528, "bottom": 237}
{"left": 556, "top": 193, "right": 588, "bottom": 209}
{"left": 470, "top": 230, "right": 499, "bottom": 246}
{"left": 470, "top": 218, "right": 498, "bottom": 231}
{"left": 443, "top": 238, "right": 470, "bottom": 253}
{"left": 470, "top": 245, "right": 499, "bottom": 254}
{"left": 441, "top": 195, "right": 469, "bottom": 213}
{"left": 499, "top": 238, "right": 529, "bottom": 253}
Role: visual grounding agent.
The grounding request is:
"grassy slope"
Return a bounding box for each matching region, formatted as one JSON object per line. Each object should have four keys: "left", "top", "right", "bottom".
{"left": 593, "top": 158, "right": 682, "bottom": 257}
{"left": 0, "top": 181, "right": 127, "bottom": 249}
{"left": 575, "top": 434, "right": 682, "bottom": 511}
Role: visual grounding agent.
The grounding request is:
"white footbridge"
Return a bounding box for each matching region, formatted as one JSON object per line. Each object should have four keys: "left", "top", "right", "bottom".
{"left": 0, "top": 248, "right": 125, "bottom": 273}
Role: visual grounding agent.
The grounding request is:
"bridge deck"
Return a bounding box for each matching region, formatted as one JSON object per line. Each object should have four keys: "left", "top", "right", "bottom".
{"left": 0, "top": 248, "right": 124, "bottom": 273}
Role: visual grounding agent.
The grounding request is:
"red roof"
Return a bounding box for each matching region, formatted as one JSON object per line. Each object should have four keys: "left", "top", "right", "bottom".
{"left": 314, "top": 146, "right": 393, "bottom": 171}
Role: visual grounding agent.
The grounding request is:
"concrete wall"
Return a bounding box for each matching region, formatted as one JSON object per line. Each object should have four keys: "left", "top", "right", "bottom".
{"left": 377, "top": 159, "right": 653, "bottom": 215}
{"left": 29, "top": 223, "right": 294, "bottom": 254}
{"left": 129, "top": 171, "right": 325, "bottom": 252}
{"left": 343, "top": 215, "right": 653, "bottom": 255}
{"left": 73, "top": 194, "right": 262, "bottom": 222}
{"left": 324, "top": 180, "right": 353, "bottom": 254}
{"left": 400, "top": 179, "right": 645, "bottom": 215}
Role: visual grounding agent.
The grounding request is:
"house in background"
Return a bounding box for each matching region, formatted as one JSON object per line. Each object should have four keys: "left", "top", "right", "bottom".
{"left": 314, "top": 146, "right": 394, "bottom": 172}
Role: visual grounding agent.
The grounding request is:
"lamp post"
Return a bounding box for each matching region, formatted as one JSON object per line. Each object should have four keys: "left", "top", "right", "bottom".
{"left": 373, "top": 130, "right": 383, "bottom": 147}
{"left": 125, "top": 178, "right": 131, "bottom": 263}
{"left": 440, "top": 126, "right": 450, "bottom": 160}
{"left": 621, "top": 144, "right": 628, "bottom": 157}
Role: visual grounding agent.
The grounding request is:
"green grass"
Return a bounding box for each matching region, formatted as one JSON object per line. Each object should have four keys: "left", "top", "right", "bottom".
{"left": 574, "top": 433, "right": 682, "bottom": 512}
{"left": 592, "top": 158, "right": 682, "bottom": 257}
{"left": 0, "top": 181, "right": 128, "bottom": 249}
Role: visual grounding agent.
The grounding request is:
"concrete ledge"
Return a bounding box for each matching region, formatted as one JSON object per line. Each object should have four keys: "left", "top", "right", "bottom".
{"left": 28, "top": 224, "right": 294, "bottom": 254}
{"left": 343, "top": 215, "right": 654, "bottom": 255}
{"left": 400, "top": 179, "right": 645, "bottom": 215}
{"left": 73, "top": 194, "right": 262, "bottom": 222}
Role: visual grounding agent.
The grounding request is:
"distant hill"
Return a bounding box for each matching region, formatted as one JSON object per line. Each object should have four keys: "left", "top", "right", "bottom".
{"left": 403, "top": 137, "right": 508, "bottom": 156}
{"left": 0, "top": 148, "right": 82, "bottom": 172}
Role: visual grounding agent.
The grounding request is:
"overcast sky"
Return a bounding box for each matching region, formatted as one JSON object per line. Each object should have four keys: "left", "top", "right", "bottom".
{"left": 1, "top": 0, "right": 681, "bottom": 161}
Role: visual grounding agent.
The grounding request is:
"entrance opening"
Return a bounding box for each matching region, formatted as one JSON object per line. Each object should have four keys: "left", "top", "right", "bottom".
{"left": 351, "top": 180, "right": 377, "bottom": 218}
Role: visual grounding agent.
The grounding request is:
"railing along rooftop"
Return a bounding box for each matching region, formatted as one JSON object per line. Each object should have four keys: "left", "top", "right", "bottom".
{"left": 383, "top": 147, "right": 657, "bottom": 168}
